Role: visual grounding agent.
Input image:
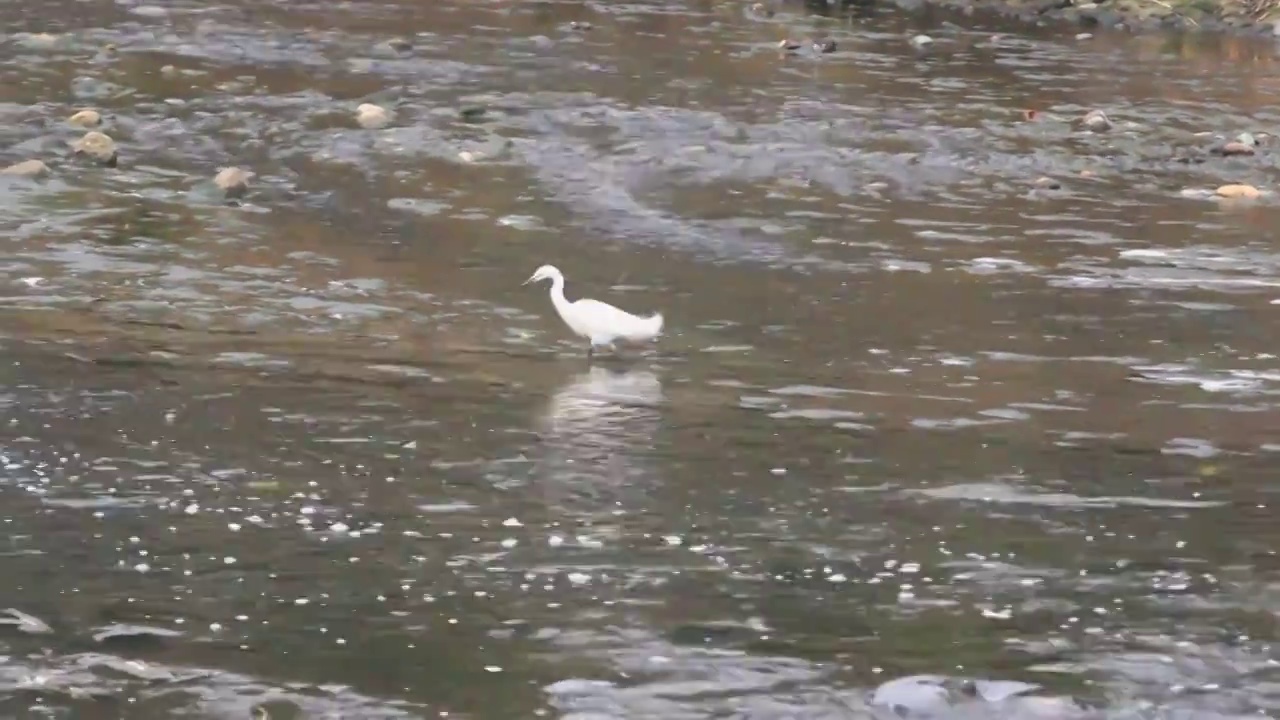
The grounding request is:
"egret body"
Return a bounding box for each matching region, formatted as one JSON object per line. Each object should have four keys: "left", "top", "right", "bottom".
{"left": 523, "top": 264, "right": 664, "bottom": 358}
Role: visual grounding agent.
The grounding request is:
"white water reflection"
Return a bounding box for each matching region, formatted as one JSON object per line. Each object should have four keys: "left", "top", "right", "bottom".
{"left": 532, "top": 366, "right": 665, "bottom": 517}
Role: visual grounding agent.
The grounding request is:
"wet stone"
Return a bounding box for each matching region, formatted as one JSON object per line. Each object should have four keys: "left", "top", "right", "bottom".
{"left": 372, "top": 37, "right": 413, "bottom": 56}
{"left": 94, "top": 656, "right": 177, "bottom": 682}
{"left": 458, "top": 105, "right": 488, "bottom": 122}
{"left": 71, "top": 130, "right": 117, "bottom": 166}
{"left": 252, "top": 699, "right": 307, "bottom": 720}
{"left": 1077, "top": 109, "right": 1112, "bottom": 131}
{"left": 18, "top": 32, "right": 61, "bottom": 50}
{"left": 68, "top": 109, "right": 102, "bottom": 128}
{"left": 1215, "top": 183, "right": 1262, "bottom": 199}
{"left": 1218, "top": 141, "right": 1256, "bottom": 156}
{"left": 1, "top": 159, "right": 51, "bottom": 177}
{"left": 1033, "top": 176, "right": 1062, "bottom": 189}
{"left": 214, "top": 166, "right": 253, "bottom": 199}
{"left": 356, "top": 103, "right": 391, "bottom": 129}
{"left": 92, "top": 623, "right": 184, "bottom": 646}
{"left": 0, "top": 608, "right": 53, "bottom": 634}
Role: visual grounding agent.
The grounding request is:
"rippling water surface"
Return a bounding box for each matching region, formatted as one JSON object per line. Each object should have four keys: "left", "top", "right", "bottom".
{"left": 5, "top": 0, "right": 1280, "bottom": 717}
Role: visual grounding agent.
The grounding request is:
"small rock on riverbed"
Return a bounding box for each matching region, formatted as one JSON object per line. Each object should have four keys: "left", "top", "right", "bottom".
{"left": 1215, "top": 183, "right": 1262, "bottom": 199}
{"left": 370, "top": 37, "right": 412, "bottom": 57}
{"left": 214, "top": 167, "right": 253, "bottom": 199}
{"left": 356, "top": 103, "right": 391, "bottom": 129}
{"left": 0, "top": 608, "right": 53, "bottom": 634}
{"left": 1218, "top": 141, "right": 1255, "bottom": 156}
{"left": 17, "top": 32, "right": 62, "bottom": 50}
{"left": 71, "top": 130, "right": 117, "bottom": 166}
{"left": 910, "top": 34, "right": 935, "bottom": 48}
{"left": 68, "top": 109, "right": 102, "bottom": 128}
{"left": 1, "top": 159, "right": 51, "bottom": 177}
{"left": 1076, "top": 109, "right": 1112, "bottom": 132}
{"left": 1033, "top": 176, "right": 1062, "bottom": 189}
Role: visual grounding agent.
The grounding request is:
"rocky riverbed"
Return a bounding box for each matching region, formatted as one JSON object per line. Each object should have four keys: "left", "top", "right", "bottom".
{"left": 5, "top": 0, "right": 1280, "bottom": 718}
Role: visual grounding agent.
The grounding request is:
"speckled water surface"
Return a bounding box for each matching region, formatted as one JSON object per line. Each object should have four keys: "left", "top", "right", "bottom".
{"left": 4, "top": 0, "right": 1280, "bottom": 718}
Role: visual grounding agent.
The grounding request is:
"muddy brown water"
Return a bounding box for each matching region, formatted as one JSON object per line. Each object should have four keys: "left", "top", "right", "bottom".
{"left": 4, "top": 0, "right": 1280, "bottom": 718}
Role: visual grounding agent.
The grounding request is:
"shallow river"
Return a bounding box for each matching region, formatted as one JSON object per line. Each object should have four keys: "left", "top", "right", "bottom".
{"left": 4, "top": 0, "right": 1280, "bottom": 718}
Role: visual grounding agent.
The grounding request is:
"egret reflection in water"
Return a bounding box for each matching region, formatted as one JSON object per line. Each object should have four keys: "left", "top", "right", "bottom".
{"left": 533, "top": 366, "right": 665, "bottom": 517}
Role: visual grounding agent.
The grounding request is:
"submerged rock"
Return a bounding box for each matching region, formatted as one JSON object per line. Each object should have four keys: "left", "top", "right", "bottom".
{"left": 214, "top": 166, "right": 253, "bottom": 198}
{"left": 68, "top": 109, "right": 102, "bottom": 127}
{"left": 356, "top": 103, "right": 391, "bottom": 129}
{"left": 1, "top": 159, "right": 51, "bottom": 177}
{"left": 910, "top": 34, "right": 935, "bottom": 48}
{"left": 1033, "top": 176, "right": 1062, "bottom": 189}
{"left": 778, "top": 38, "right": 802, "bottom": 52}
{"left": 750, "top": 2, "right": 776, "bottom": 17}
{"left": 815, "top": 38, "right": 838, "bottom": 53}
{"left": 71, "top": 130, "right": 117, "bottom": 166}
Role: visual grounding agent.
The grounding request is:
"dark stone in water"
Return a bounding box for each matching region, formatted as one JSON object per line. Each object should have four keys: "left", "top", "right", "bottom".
{"left": 459, "top": 106, "right": 488, "bottom": 122}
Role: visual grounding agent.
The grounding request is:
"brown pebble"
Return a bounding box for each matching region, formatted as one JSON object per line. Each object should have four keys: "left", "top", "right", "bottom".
{"left": 214, "top": 167, "right": 253, "bottom": 199}
{"left": 71, "top": 130, "right": 117, "bottom": 167}
{"left": 1214, "top": 183, "right": 1261, "bottom": 199}
{"left": 1, "top": 159, "right": 51, "bottom": 177}
{"left": 1218, "top": 141, "right": 1255, "bottom": 156}
{"left": 1079, "top": 169, "right": 1095, "bottom": 178}
{"left": 68, "top": 109, "right": 102, "bottom": 128}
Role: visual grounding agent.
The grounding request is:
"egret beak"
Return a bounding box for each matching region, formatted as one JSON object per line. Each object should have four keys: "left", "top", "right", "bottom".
{"left": 522, "top": 274, "right": 536, "bottom": 285}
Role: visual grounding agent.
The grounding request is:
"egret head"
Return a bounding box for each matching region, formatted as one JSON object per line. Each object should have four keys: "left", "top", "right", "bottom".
{"left": 523, "top": 264, "right": 562, "bottom": 286}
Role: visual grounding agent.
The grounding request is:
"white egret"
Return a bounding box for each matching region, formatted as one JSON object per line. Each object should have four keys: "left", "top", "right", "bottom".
{"left": 523, "top": 264, "right": 664, "bottom": 358}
